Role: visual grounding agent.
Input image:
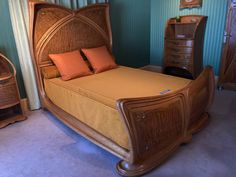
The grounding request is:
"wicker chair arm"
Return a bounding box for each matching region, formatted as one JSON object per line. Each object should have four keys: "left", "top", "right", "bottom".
{"left": 0, "top": 53, "right": 16, "bottom": 81}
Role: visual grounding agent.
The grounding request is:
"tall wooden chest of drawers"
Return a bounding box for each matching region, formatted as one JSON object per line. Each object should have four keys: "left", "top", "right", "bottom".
{"left": 163, "top": 15, "right": 207, "bottom": 79}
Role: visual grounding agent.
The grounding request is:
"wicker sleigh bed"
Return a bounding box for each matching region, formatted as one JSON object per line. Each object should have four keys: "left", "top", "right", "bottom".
{"left": 29, "top": 1, "right": 215, "bottom": 176}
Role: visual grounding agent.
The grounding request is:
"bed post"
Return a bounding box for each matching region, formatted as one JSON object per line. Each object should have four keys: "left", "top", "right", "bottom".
{"left": 186, "top": 65, "right": 215, "bottom": 134}
{"left": 116, "top": 91, "right": 188, "bottom": 176}
{"left": 116, "top": 66, "right": 215, "bottom": 177}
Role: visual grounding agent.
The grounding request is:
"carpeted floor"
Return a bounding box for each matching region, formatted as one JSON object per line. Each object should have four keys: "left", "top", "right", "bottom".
{"left": 0, "top": 90, "right": 236, "bottom": 177}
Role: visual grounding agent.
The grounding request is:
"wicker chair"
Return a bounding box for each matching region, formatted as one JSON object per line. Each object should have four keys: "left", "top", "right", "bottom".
{"left": 0, "top": 53, "right": 26, "bottom": 128}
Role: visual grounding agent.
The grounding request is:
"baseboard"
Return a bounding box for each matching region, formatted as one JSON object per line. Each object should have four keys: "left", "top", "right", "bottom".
{"left": 20, "top": 98, "right": 30, "bottom": 115}
{"left": 140, "top": 65, "right": 163, "bottom": 73}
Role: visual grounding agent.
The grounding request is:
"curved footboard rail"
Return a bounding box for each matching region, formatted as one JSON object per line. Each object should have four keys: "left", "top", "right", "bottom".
{"left": 116, "top": 66, "right": 215, "bottom": 177}
{"left": 186, "top": 66, "right": 215, "bottom": 134}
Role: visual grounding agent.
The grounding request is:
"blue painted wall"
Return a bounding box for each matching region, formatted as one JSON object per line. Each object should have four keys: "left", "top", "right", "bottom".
{"left": 0, "top": 0, "right": 26, "bottom": 98}
{"left": 0, "top": 0, "right": 228, "bottom": 100}
{"left": 110, "top": 0, "right": 150, "bottom": 67}
{"left": 150, "top": 0, "right": 228, "bottom": 75}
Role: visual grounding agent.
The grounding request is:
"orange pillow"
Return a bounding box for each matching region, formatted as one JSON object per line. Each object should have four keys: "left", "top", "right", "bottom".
{"left": 42, "top": 65, "right": 61, "bottom": 79}
{"left": 49, "top": 50, "right": 92, "bottom": 81}
{"left": 81, "top": 46, "right": 117, "bottom": 73}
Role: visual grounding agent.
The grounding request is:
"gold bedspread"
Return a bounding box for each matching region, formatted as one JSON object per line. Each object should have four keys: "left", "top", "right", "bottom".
{"left": 44, "top": 66, "right": 191, "bottom": 149}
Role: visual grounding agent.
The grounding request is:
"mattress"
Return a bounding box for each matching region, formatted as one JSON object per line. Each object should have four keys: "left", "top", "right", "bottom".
{"left": 44, "top": 66, "right": 191, "bottom": 149}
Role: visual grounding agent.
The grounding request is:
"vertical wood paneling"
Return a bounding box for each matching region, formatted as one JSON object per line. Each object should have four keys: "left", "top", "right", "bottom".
{"left": 150, "top": 0, "right": 228, "bottom": 75}
{"left": 110, "top": 0, "right": 150, "bottom": 67}
{"left": 55, "top": 0, "right": 107, "bottom": 9}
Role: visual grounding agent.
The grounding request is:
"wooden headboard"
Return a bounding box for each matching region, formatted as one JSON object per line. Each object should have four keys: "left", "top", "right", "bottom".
{"left": 29, "top": 1, "right": 112, "bottom": 97}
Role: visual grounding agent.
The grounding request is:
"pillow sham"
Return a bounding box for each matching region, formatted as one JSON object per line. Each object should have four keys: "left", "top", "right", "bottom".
{"left": 42, "top": 65, "right": 60, "bottom": 79}
{"left": 42, "top": 60, "right": 92, "bottom": 79}
{"left": 49, "top": 50, "right": 92, "bottom": 81}
{"left": 81, "top": 46, "right": 117, "bottom": 74}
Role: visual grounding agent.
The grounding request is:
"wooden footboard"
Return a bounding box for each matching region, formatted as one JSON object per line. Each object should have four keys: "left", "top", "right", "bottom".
{"left": 187, "top": 66, "right": 215, "bottom": 134}
{"left": 116, "top": 66, "right": 215, "bottom": 176}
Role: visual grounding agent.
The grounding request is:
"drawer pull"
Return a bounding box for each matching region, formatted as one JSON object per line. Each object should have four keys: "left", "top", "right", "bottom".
{"left": 170, "top": 55, "right": 191, "bottom": 60}
{"left": 167, "top": 40, "right": 194, "bottom": 47}
{"left": 168, "top": 59, "right": 191, "bottom": 65}
{"left": 171, "top": 48, "right": 180, "bottom": 52}
{"left": 168, "top": 47, "right": 193, "bottom": 53}
{"left": 172, "top": 42, "right": 179, "bottom": 45}
{"left": 170, "top": 60, "right": 180, "bottom": 65}
{"left": 170, "top": 54, "right": 181, "bottom": 58}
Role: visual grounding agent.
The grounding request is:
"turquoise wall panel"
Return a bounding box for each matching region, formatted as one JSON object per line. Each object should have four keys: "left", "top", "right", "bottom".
{"left": 51, "top": 0, "right": 107, "bottom": 9}
{"left": 150, "top": 0, "right": 228, "bottom": 75}
{"left": 53, "top": 0, "right": 151, "bottom": 66}
{"left": 0, "top": 0, "right": 26, "bottom": 98}
{"left": 110, "top": 0, "right": 150, "bottom": 67}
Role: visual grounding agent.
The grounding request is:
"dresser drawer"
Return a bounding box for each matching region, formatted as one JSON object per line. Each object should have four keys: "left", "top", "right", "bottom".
{"left": 0, "top": 78, "right": 20, "bottom": 109}
{"left": 166, "top": 58, "right": 191, "bottom": 66}
{"left": 165, "top": 57, "right": 193, "bottom": 70}
{"left": 166, "top": 53, "right": 192, "bottom": 61}
{"left": 166, "top": 47, "right": 193, "bottom": 54}
{"left": 166, "top": 40, "right": 194, "bottom": 47}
